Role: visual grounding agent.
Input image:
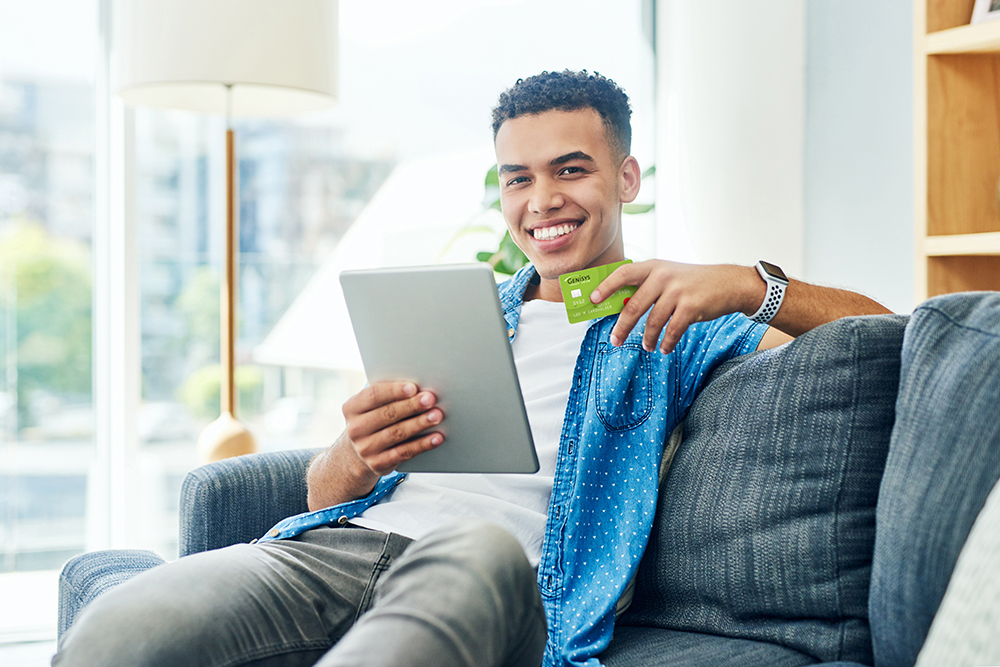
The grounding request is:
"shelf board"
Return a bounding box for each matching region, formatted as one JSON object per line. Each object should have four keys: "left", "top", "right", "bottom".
{"left": 924, "top": 232, "right": 1000, "bottom": 256}
{"left": 926, "top": 20, "right": 1000, "bottom": 53}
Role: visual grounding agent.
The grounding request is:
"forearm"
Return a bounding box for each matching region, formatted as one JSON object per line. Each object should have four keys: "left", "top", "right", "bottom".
{"left": 735, "top": 265, "right": 892, "bottom": 337}
{"left": 306, "top": 432, "right": 380, "bottom": 511}
{"left": 597, "top": 260, "right": 893, "bottom": 355}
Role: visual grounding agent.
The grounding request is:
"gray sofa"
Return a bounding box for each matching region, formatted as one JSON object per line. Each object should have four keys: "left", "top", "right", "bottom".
{"left": 58, "top": 292, "right": 1000, "bottom": 666}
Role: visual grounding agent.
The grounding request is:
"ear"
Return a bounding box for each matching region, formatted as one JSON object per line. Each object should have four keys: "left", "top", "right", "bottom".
{"left": 618, "top": 156, "right": 641, "bottom": 204}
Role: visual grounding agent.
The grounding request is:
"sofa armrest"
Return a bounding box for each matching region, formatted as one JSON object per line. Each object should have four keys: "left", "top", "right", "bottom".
{"left": 179, "top": 447, "right": 321, "bottom": 556}
{"left": 58, "top": 550, "right": 166, "bottom": 639}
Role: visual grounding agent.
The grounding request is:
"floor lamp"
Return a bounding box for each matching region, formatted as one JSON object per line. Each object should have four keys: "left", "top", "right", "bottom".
{"left": 112, "top": 0, "right": 339, "bottom": 462}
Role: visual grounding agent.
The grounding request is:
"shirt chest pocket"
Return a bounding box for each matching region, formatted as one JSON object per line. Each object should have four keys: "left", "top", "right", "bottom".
{"left": 594, "top": 342, "right": 653, "bottom": 431}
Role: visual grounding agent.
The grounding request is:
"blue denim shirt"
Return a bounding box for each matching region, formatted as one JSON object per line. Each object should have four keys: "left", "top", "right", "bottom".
{"left": 260, "top": 265, "right": 766, "bottom": 666}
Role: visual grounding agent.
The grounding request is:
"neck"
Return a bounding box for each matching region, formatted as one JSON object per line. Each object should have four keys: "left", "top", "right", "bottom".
{"left": 527, "top": 277, "right": 564, "bottom": 303}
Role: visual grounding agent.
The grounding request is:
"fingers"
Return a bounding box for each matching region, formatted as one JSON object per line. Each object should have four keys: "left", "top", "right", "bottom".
{"left": 343, "top": 381, "right": 418, "bottom": 416}
{"left": 595, "top": 262, "right": 677, "bottom": 351}
{"left": 617, "top": 288, "right": 692, "bottom": 355}
{"left": 657, "top": 306, "right": 700, "bottom": 355}
{"left": 591, "top": 263, "right": 642, "bottom": 306}
{"left": 593, "top": 260, "right": 699, "bottom": 355}
{"left": 592, "top": 264, "right": 648, "bottom": 346}
{"left": 343, "top": 382, "right": 445, "bottom": 476}
{"left": 637, "top": 291, "right": 674, "bottom": 352}
{"left": 611, "top": 281, "right": 661, "bottom": 349}
{"left": 356, "top": 418, "right": 444, "bottom": 477}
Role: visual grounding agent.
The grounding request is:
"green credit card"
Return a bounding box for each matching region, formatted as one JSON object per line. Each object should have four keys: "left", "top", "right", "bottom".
{"left": 558, "top": 260, "right": 638, "bottom": 324}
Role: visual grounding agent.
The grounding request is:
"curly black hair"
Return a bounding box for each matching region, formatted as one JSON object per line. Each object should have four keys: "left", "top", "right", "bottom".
{"left": 491, "top": 70, "right": 632, "bottom": 162}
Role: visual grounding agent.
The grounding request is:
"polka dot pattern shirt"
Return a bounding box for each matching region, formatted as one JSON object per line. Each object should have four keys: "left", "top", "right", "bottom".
{"left": 497, "top": 266, "right": 767, "bottom": 667}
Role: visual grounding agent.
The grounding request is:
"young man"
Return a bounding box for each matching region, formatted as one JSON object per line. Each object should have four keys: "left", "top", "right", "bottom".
{"left": 55, "top": 71, "right": 890, "bottom": 667}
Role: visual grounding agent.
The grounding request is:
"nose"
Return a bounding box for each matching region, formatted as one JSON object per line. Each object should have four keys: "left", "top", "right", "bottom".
{"left": 528, "top": 178, "right": 565, "bottom": 214}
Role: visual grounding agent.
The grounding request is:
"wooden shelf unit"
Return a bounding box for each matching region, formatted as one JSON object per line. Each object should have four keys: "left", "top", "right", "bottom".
{"left": 915, "top": 0, "right": 1000, "bottom": 302}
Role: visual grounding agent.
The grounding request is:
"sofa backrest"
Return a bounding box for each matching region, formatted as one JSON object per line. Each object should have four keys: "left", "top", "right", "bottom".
{"left": 869, "top": 292, "right": 1000, "bottom": 667}
{"left": 179, "top": 448, "right": 318, "bottom": 555}
{"left": 619, "top": 313, "right": 908, "bottom": 664}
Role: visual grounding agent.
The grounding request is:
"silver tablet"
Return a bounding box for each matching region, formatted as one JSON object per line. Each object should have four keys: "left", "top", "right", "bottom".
{"left": 339, "top": 263, "right": 539, "bottom": 474}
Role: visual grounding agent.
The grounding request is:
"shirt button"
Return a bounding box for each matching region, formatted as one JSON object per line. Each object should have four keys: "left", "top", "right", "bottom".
{"left": 249, "top": 538, "right": 258, "bottom": 545}
{"left": 507, "top": 328, "right": 515, "bottom": 338}
{"left": 268, "top": 529, "right": 280, "bottom": 537}
{"left": 337, "top": 516, "right": 349, "bottom": 526}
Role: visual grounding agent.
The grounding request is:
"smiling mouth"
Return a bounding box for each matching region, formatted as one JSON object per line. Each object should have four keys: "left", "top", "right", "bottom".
{"left": 531, "top": 222, "right": 580, "bottom": 240}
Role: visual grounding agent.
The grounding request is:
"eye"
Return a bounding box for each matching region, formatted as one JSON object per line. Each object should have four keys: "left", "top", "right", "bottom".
{"left": 505, "top": 176, "right": 529, "bottom": 187}
{"left": 560, "top": 166, "right": 586, "bottom": 176}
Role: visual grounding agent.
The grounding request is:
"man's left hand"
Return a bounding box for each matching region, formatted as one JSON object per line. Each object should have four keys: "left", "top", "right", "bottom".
{"left": 591, "top": 260, "right": 755, "bottom": 354}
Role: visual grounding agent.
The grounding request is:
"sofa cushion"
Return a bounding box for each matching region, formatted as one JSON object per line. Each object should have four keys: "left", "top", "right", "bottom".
{"left": 615, "top": 314, "right": 907, "bottom": 664}
{"left": 868, "top": 292, "right": 1000, "bottom": 667}
{"left": 601, "top": 626, "right": 820, "bottom": 667}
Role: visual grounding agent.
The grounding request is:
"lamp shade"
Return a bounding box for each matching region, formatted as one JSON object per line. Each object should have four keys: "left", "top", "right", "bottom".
{"left": 112, "top": 0, "right": 338, "bottom": 116}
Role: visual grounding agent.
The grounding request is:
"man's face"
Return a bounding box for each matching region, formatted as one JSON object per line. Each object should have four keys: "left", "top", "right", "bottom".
{"left": 494, "top": 108, "right": 639, "bottom": 301}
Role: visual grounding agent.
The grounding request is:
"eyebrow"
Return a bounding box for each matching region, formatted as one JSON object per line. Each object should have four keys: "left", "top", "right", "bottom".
{"left": 498, "top": 151, "right": 596, "bottom": 175}
{"left": 550, "top": 151, "right": 595, "bottom": 166}
{"left": 498, "top": 163, "right": 527, "bottom": 175}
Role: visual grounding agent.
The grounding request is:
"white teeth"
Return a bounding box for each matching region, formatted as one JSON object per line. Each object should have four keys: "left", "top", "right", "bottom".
{"left": 532, "top": 223, "right": 579, "bottom": 240}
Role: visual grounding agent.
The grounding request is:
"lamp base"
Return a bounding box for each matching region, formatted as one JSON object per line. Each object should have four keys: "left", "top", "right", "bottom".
{"left": 197, "top": 411, "right": 257, "bottom": 464}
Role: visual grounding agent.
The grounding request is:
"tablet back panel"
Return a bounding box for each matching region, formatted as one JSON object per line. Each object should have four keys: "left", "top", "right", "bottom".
{"left": 340, "top": 264, "right": 539, "bottom": 473}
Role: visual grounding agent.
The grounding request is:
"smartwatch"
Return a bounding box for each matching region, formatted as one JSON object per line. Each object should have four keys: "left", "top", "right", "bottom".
{"left": 749, "top": 260, "right": 788, "bottom": 324}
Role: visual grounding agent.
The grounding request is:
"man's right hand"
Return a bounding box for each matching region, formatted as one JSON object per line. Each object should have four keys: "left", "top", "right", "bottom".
{"left": 343, "top": 381, "right": 444, "bottom": 477}
{"left": 306, "top": 381, "right": 444, "bottom": 511}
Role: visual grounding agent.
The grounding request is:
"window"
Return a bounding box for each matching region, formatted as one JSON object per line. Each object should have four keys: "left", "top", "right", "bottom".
{"left": 0, "top": 0, "right": 98, "bottom": 640}
{"left": 0, "top": 0, "right": 655, "bottom": 643}
{"left": 130, "top": 110, "right": 393, "bottom": 556}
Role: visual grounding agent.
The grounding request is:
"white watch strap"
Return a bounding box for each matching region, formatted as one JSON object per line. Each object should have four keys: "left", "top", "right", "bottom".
{"left": 750, "top": 265, "right": 787, "bottom": 324}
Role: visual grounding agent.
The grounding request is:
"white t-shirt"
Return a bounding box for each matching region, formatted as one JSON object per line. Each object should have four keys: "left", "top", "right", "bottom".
{"left": 350, "top": 299, "right": 588, "bottom": 565}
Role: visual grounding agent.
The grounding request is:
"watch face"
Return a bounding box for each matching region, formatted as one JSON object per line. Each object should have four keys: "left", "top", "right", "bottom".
{"left": 759, "top": 261, "right": 788, "bottom": 283}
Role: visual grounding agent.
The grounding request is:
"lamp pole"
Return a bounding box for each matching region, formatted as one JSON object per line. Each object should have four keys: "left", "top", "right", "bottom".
{"left": 222, "top": 84, "right": 237, "bottom": 422}
{"left": 196, "top": 85, "right": 256, "bottom": 463}
{"left": 111, "top": 0, "right": 339, "bottom": 463}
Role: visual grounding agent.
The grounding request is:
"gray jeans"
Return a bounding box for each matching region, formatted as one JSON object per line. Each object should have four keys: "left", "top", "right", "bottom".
{"left": 53, "top": 520, "right": 547, "bottom": 667}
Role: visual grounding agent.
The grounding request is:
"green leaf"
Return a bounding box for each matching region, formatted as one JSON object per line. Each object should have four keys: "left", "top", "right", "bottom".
{"left": 623, "top": 203, "right": 655, "bottom": 215}
{"left": 481, "top": 231, "right": 528, "bottom": 276}
{"left": 500, "top": 232, "right": 528, "bottom": 270}
{"left": 641, "top": 164, "right": 656, "bottom": 179}
{"left": 484, "top": 164, "right": 499, "bottom": 188}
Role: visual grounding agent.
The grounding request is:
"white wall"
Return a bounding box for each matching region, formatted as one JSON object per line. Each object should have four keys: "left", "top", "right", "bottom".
{"left": 655, "top": 0, "right": 914, "bottom": 313}
{"left": 654, "top": 0, "right": 806, "bottom": 276}
{"left": 804, "top": 0, "right": 913, "bottom": 313}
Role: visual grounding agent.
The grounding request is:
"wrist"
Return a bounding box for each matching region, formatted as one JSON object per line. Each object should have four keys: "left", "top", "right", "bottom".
{"left": 306, "top": 436, "right": 379, "bottom": 510}
{"left": 747, "top": 261, "right": 789, "bottom": 324}
{"left": 343, "top": 438, "right": 380, "bottom": 492}
{"left": 737, "top": 265, "right": 767, "bottom": 317}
